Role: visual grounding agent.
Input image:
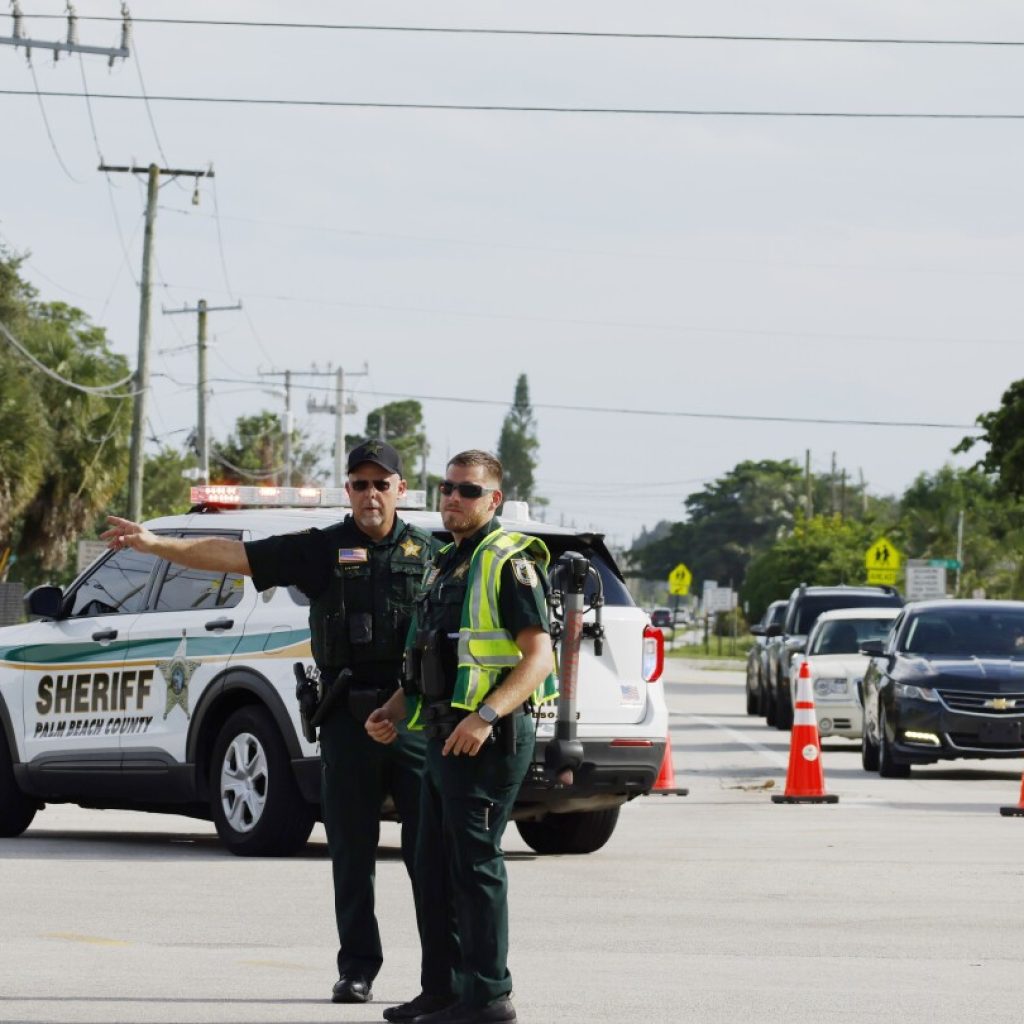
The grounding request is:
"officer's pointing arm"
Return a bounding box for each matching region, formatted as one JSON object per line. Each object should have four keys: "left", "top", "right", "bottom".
{"left": 102, "top": 515, "right": 252, "bottom": 576}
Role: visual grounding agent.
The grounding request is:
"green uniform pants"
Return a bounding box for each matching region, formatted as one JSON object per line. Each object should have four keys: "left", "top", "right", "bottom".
{"left": 319, "top": 704, "right": 450, "bottom": 992}
{"left": 418, "top": 713, "right": 536, "bottom": 1007}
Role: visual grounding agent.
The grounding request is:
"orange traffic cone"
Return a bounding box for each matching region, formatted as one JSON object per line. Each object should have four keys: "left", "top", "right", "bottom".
{"left": 999, "top": 772, "right": 1024, "bottom": 816}
{"left": 651, "top": 733, "right": 688, "bottom": 796}
{"left": 772, "top": 660, "right": 838, "bottom": 804}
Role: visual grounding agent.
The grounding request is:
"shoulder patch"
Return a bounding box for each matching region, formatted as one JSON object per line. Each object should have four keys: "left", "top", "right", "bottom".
{"left": 511, "top": 557, "right": 539, "bottom": 588}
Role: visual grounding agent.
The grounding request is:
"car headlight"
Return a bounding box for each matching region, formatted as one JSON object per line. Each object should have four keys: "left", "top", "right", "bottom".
{"left": 814, "top": 677, "right": 849, "bottom": 697}
{"left": 894, "top": 682, "right": 938, "bottom": 702}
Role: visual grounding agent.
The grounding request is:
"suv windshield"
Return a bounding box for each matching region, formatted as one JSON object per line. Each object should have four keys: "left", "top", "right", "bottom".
{"left": 810, "top": 617, "right": 893, "bottom": 656}
{"left": 792, "top": 592, "right": 901, "bottom": 636}
{"left": 902, "top": 608, "right": 1024, "bottom": 657}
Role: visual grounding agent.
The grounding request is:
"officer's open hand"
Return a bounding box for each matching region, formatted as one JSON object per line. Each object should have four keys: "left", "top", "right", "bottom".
{"left": 443, "top": 713, "right": 491, "bottom": 757}
{"left": 365, "top": 708, "right": 398, "bottom": 745}
{"left": 101, "top": 515, "right": 154, "bottom": 553}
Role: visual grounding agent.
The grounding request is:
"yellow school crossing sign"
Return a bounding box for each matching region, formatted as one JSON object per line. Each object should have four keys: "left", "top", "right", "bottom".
{"left": 865, "top": 537, "right": 901, "bottom": 586}
{"left": 668, "top": 563, "right": 692, "bottom": 596}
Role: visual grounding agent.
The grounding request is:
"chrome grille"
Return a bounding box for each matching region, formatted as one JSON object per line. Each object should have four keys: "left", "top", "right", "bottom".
{"left": 937, "top": 689, "right": 1024, "bottom": 715}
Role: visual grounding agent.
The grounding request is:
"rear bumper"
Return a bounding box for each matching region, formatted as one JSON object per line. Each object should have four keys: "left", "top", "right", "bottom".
{"left": 293, "top": 737, "right": 667, "bottom": 818}
{"left": 893, "top": 701, "right": 1024, "bottom": 763}
{"left": 513, "top": 737, "right": 665, "bottom": 817}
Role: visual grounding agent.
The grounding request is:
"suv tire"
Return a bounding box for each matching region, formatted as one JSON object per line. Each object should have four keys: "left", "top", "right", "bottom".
{"left": 0, "top": 730, "right": 37, "bottom": 838}
{"left": 516, "top": 807, "right": 620, "bottom": 855}
{"left": 210, "top": 706, "right": 314, "bottom": 856}
{"left": 878, "top": 706, "right": 910, "bottom": 779}
{"left": 861, "top": 712, "right": 880, "bottom": 772}
{"left": 774, "top": 678, "right": 794, "bottom": 731}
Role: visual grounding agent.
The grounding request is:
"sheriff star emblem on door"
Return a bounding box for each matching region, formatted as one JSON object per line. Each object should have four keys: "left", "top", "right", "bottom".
{"left": 156, "top": 632, "right": 200, "bottom": 720}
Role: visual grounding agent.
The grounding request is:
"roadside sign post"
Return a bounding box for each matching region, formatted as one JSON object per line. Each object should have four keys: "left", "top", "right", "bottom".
{"left": 906, "top": 560, "right": 948, "bottom": 600}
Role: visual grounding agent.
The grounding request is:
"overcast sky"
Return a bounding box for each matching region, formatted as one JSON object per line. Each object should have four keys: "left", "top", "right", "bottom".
{"left": 2, "top": 1, "right": 1022, "bottom": 548}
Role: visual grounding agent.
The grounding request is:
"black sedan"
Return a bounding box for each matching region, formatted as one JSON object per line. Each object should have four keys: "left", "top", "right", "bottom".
{"left": 861, "top": 600, "right": 1024, "bottom": 777}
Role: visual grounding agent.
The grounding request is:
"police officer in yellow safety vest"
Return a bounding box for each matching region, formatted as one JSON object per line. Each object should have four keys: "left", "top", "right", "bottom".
{"left": 104, "top": 441, "right": 449, "bottom": 1009}
{"left": 367, "top": 450, "right": 556, "bottom": 1024}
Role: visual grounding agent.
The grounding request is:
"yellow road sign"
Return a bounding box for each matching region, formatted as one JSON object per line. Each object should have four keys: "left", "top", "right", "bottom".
{"left": 865, "top": 537, "right": 901, "bottom": 572}
{"left": 668, "top": 563, "right": 692, "bottom": 596}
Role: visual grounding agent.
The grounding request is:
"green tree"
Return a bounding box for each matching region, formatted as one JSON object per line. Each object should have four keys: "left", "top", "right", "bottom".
{"left": 630, "top": 460, "right": 804, "bottom": 588}
{"left": 1, "top": 249, "right": 132, "bottom": 577}
{"left": 956, "top": 379, "right": 1024, "bottom": 498}
{"left": 213, "top": 410, "right": 324, "bottom": 485}
{"left": 347, "top": 400, "right": 428, "bottom": 481}
{"left": 497, "top": 373, "right": 540, "bottom": 502}
{"left": 107, "top": 445, "right": 199, "bottom": 521}
{"left": 742, "top": 514, "right": 874, "bottom": 621}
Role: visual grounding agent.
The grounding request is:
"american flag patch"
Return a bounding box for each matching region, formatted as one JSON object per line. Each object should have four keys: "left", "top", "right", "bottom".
{"left": 620, "top": 684, "right": 641, "bottom": 703}
{"left": 338, "top": 547, "right": 368, "bottom": 563}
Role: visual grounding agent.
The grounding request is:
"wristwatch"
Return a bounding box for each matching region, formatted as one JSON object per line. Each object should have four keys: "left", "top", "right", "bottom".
{"left": 477, "top": 703, "right": 500, "bottom": 726}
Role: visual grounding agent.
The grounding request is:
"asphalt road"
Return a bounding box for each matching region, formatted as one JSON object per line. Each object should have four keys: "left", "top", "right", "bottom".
{"left": 3, "top": 660, "right": 1024, "bottom": 1024}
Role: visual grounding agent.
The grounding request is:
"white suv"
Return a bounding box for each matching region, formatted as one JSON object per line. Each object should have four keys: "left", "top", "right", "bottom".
{"left": 0, "top": 487, "right": 668, "bottom": 856}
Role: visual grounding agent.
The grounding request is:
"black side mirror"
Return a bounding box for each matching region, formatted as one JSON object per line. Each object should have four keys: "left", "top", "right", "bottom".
{"left": 766, "top": 623, "right": 783, "bottom": 638}
{"left": 749, "top": 624, "right": 765, "bottom": 637}
{"left": 25, "top": 584, "right": 63, "bottom": 620}
{"left": 859, "top": 640, "right": 884, "bottom": 657}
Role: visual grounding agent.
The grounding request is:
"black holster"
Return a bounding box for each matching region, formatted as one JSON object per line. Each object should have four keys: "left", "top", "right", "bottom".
{"left": 309, "top": 668, "right": 352, "bottom": 729}
{"left": 414, "top": 628, "right": 458, "bottom": 699}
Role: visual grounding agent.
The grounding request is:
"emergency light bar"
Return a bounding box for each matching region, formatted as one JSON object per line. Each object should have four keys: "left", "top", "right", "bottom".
{"left": 190, "top": 484, "right": 428, "bottom": 510}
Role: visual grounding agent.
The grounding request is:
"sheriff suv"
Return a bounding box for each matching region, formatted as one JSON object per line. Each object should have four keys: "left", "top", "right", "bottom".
{"left": 0, "top": 486, "right": 668, "bottom": 857}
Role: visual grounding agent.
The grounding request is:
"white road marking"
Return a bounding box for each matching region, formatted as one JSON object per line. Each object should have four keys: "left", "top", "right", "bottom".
{"left": 683, "top": 713, "right": 790, "bottom": 770}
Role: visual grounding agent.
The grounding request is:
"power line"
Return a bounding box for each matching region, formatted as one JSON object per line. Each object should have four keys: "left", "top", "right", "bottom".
{"left": 6, "top": 89, "right": 1024, "bottom": 120}
{"left": 0, "top": 318, "right": 137, "bottom": 396}
{"left": 177, "top": 377, "right": 978, "bottom": 431}
{"left": 15, "top": 15, "right": 1024, "bottom": 48}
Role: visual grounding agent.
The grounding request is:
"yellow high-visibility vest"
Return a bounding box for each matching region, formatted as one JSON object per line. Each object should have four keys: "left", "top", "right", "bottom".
{"left": 407, "top": 528, "right": 557, "bottom": 728}
{"left": 452, "top": 529, "right": 558, "bottom": 712}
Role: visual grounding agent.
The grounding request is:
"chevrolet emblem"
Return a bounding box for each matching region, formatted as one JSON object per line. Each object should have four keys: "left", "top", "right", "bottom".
{"left": 986, "top": 698, "right": 1016, "bottom": 710}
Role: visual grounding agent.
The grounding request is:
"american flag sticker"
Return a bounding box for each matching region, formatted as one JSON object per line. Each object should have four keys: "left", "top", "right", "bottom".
{"left": 338, "top": 547, "right": 368, "bottom": 563}
{"left": 620, "top": 683, "right": 641, "bottom": 703}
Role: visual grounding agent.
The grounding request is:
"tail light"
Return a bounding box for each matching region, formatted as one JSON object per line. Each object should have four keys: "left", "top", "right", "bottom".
{"left": 642, "top": 625, "right": 664, "bottom": 682}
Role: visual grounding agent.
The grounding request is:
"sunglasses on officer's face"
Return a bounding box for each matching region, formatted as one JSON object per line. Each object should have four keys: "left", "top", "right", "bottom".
{"left": 349, "top": 479, "right": 393, "bottom": 492}
{"left": 439, "top": 480, "right": 497, "bottom": 499}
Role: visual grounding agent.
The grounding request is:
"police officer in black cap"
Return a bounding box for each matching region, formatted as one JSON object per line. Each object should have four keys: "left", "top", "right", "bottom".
{"left": 104, "top": 440, "right": 448, "bottom": 1007}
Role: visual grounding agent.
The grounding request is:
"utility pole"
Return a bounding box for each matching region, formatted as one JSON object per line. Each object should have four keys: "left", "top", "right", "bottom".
{"left": 830, "top": 451, "right": 837, "bottom": 516}
{"left": 100, "top": 161, "right": 213, "bottom": 519}
{"left": 804, "top": 449, "right": 813, "bottom": 519}
{"left": 955, "top": 509, "right": 965, "bottom": 596}
{"left": 163, "top": 298, "right": 242, "bottom": 483}
{"left": 306, "top": 364, "right": 368, "bottom": 485}
{"left": 256, "top": 368, "right": 298, "bottom": 484}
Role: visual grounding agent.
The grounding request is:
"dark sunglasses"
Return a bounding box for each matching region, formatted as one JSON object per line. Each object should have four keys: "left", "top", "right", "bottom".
{"left": 349, "top": 479, "right": 393, "bottom": 492}
{"left": 439, "top": 480, "right": 496, "bottom": 499}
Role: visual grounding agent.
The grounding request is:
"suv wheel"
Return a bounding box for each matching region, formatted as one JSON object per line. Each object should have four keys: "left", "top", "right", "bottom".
{"left": 0, "top": 730, "right": 38, "bottom": 838}
{"left": 516, "top": 807, "right": 620, "bottom": 855}
{"left": 210, "top": 706, "right": 314, "bottom": 856}
{"left": 775, "top": 681, "right": 794, "bottom": 731}
{"left": 764, "top": 683, "right": 777, "bottom": 726}
{"left": 878, "top": 706, "right": 910, "bottom": 779}
{"left": 745, "top": 676, "right": 758, "bottom": 716}
{"left": 861, "top": 713, "right": 880, "bottom": 772}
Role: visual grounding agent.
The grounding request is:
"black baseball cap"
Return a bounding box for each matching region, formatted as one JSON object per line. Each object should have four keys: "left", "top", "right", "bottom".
{"left": 347, "top": 439, "right": 402, "bottom": 477}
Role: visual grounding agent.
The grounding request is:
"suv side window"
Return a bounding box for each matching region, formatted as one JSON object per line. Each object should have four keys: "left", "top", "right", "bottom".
{"left": 66, "top": 548, "right": 158, "bottom": 617}
{"left": 153, "top": 563, "right": 245, "bottom": 612}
